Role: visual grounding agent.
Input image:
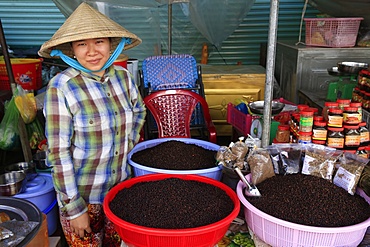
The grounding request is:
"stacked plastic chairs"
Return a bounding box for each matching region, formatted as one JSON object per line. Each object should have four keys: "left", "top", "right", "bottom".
{"left": 139, "top": 54, "right": 216, "bottom": 143}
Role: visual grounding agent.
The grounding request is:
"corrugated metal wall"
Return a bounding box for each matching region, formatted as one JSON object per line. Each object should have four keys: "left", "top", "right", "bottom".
{"left": 0, "top": 0, "right": 320, "bottom": 65}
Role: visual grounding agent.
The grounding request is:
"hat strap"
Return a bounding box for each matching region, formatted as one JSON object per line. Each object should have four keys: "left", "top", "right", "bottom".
{"left": 50, "top": 38, "right": 131, "bottom": 74}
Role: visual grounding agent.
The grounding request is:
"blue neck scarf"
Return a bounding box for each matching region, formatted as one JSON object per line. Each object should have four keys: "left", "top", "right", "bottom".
{"left": 50, "top": 38, "right": 131, "bottom": 74}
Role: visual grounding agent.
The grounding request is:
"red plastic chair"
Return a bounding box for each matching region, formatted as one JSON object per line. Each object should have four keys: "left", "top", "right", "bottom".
{"left": 143, "top": 89, "right": 217, "bottom": 144}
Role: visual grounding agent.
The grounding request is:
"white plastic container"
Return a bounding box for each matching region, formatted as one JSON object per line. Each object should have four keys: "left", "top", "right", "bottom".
{"left": 128, "top": 138, "right": 222, "bottom": 180}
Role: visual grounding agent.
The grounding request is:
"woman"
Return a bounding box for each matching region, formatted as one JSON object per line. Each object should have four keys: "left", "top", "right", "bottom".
{"left": 38, "top": 3, "right": 146, "bottom": 246}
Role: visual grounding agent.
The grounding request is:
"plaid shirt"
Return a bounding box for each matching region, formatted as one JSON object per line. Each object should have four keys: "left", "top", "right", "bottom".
{"left": 43, "top": 65, "right": 146, "bottom": 219}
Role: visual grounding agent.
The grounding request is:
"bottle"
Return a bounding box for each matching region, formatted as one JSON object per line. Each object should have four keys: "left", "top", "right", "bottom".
{"left": 326, "top": 127, "right": 344, "bottom": 149}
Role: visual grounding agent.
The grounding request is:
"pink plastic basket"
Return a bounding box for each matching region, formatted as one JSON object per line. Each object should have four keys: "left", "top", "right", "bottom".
{"left": 237, "top": 174, "right": 370, "bottom": 247}
{"left": 304, "top": 17, "right": 363, "bottom": 47}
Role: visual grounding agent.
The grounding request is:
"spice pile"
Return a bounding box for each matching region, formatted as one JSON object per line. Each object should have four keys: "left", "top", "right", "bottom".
{"left": 109, "top": 178, "right": 234, "bottom": 229}
{"left": 247, "top": 173, "right": 370, "bottom": 227}
{"left": 130, "top": 140, "right": 217, "bottom": 170}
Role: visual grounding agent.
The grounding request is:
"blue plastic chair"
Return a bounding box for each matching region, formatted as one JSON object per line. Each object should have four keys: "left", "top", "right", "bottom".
{"left": 139, "top": 54, "right": 208, "bottom": 141}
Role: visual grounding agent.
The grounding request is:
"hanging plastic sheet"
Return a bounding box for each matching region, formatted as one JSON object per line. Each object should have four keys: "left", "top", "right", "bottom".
{"left": 188, "top": 0, "right": 255, "bottom": 49}
{"left": 52, "top": 0, "right": 256, "bottom": 55}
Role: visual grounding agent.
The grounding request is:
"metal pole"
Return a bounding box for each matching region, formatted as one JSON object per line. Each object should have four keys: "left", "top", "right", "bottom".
{"left": 0, "top": 19, "right": 16, "bottom": 95}
{"left": 261, "top": 0, "right": 279, "bottom": 148}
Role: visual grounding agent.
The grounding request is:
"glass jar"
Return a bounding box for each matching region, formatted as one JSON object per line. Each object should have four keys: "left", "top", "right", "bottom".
{"left": 322, "top": 101, "right": 339, "bottom": 122}
{"left": 343, "top": 107, "right": 361, "bottom": 125}
{"left": 326, "top": 127, "right": 344, "bottom": 149}
{"left": 363, "top": 92, "right": 370, "bottom": 111}
{"left": 358, "top": 69, "right": 370, "bottom": 92}
{"left": 344, "top": 124, "right": 361, "bottom": 150}
{"left": 327, "top": 108, "right": 343, "bottom": 128}
{"left": 312, "top": 139, "right": 326, "bottom": 146}
{"left": 298, "top": 131, "right": 312, "bottom": 144}
{"left": 297, "top": 104, "right": 309, "bottom": 112}
{"left": 359, "top": 121, "right": 370, "bottom": 146}
{"left": 356, "top": 146, "right": 368, "bottom": 159}
{"left": 313, "top": 115, "right": 324, "bottom": 122}
{"left": 300, "top": 110, "right": 314, "bottom": 132}
{"left": 352, "top": 87, "right": 361, "bottom": 103}
{"left": 275, "top": 124, "right": 290, "bottom": 143}
{"left": 306, "top": 107, "right": 319, "bottom": 115}
{"left": 312, "top": 121, "right": 327, "bottom": 141}
{"left": 349, "top": 102, "right": 362, "bottom": 118}
{"left": 336, "top": 99, "right": 351, "bottom": 110}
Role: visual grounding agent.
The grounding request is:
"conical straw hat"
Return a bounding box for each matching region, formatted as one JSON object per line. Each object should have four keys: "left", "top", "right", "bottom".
{"left": 38, "top": 2, "right": 141, "bottom": 58}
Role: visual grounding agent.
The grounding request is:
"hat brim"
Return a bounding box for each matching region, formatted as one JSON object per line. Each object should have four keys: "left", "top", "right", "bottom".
{"left": 38, "top": 3, "right": 141, "bottom": 58}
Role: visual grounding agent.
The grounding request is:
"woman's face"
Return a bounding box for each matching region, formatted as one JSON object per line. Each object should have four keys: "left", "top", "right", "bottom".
{"left": 71, "top": 38, "right": 111, "bottom": 77}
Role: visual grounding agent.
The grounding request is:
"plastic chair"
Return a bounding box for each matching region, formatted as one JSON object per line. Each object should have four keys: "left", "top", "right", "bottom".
{"left": 143, "top": 89, "right": 217, "bottom": 144}
{"left": 139, "top": 54, "right": 207, "bottom": 140}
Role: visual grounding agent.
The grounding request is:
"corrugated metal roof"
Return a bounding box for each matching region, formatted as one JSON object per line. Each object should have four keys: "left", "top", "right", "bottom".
{"left": 0, "top": 0, "right": 320, "bottom": 65}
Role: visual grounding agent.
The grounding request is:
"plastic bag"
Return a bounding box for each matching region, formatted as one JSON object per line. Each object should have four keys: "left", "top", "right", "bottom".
{"left": 247, "top": 148, "right": 275, "bottom": 185}
{"left": 357, "top": 28, "right": 370, "bottom": 47}
{"left": 26, "top": 117, "right": 45, "bottom": 150}
{"left": 333, "top": 152, "right": 368, "bottom": 195}
{"left": 301, "top": 144, "right": 341, "bottom": 181}
{"left": 14, "top": 85, "right": 37, "bottom": 124}
{"left": 0, "top": 97, "right": 21, "bottom": 151}
{"left": 359, "top": 164, "right": 370, "bottom": 197}
{"left": 275, "top": 143, "right": 303, "bottom": 175}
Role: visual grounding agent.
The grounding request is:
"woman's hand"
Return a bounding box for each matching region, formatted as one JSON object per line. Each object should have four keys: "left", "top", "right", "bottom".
{"left": 69, "top": 212, "right": 92, "bottom": 238}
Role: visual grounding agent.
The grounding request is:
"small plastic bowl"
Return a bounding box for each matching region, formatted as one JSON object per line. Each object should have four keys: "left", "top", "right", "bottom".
{"left": 0, "top": 172, "right": 27, "bottom": 196}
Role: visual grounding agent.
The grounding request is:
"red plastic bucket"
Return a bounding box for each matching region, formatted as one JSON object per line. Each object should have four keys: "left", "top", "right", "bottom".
{"left": 103, "top": 173, "right": 240, "bottom": 247}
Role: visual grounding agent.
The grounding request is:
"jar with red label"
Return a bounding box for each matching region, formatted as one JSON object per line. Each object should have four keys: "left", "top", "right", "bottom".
{"left": 343, "top": 107, "right": 361, "bottom": 125}
{"left": 327, "top": 127, "right": 344, "bottom": 149}
{"left": 344, "top": 124, "right": 361, "bottom": 150}
{"left": 327, "top": 108, "right": 343, "bottom": 128}
{"left": 312, "top": 121, "right": 327, "bottom": 141}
